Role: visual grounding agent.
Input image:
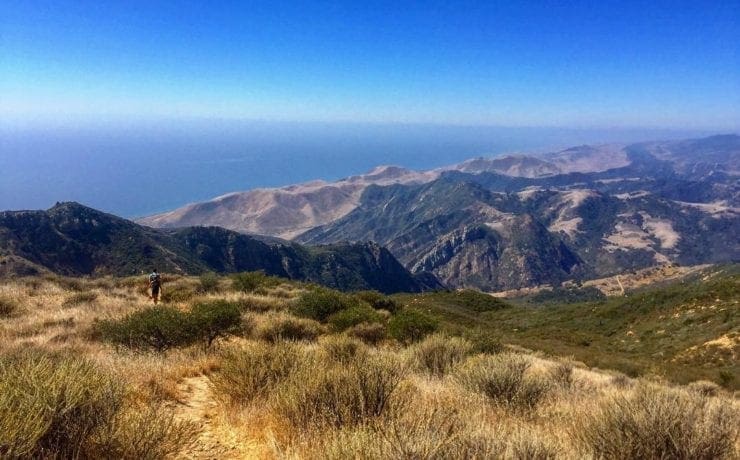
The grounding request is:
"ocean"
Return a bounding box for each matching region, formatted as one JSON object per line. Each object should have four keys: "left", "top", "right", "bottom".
{"left": 0, "top": 119, "right": 708, "bottom": 218}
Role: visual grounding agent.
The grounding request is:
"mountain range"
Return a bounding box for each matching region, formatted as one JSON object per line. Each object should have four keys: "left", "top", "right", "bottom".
{"left": 139, "top": 134, "right": 740, "bottom": 291}
{"left": 0, "top": 202, "right": 436, "bottom": 293}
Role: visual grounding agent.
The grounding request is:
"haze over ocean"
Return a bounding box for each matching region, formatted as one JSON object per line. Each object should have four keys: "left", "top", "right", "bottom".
{"left": 0, "top": 121, "right": 714, "bottom": 217}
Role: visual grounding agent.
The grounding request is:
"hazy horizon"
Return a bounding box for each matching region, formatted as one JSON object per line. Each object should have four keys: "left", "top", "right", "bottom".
{"left": 0, "top": 120, "right": 726, "bottom": 217}
{"left": 2, "top": 1, "right": 738, "bottom": 216}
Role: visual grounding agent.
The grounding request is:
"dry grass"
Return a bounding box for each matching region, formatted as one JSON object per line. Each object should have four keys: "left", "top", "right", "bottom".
{"left": 570, "top": 383, "right": 739, "bottom": 459}
{"left": 409, "top": 333, "right": 474, "bottom": 377}
{"left": 454, "top": 353, "right": 552, "bottom": 413}
{"left": 1, "top": 274, "right": 738, "bottom": 459}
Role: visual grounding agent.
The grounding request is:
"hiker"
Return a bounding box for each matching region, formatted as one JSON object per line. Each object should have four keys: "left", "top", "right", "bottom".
{"left": 149, "top": 268, "right": 162, "bottom": 304}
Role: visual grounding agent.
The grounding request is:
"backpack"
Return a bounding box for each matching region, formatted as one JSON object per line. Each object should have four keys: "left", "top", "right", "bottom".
{"left": 149, "top": 272, "right": 161, "bottom": 287}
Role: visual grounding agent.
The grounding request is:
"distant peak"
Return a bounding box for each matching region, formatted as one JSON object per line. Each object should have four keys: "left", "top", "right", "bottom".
{"left": 49, "top": 201, "right": 87, "bottom": 212}
{"left": 364, "top": 165, "right": 411, "bottom": 177}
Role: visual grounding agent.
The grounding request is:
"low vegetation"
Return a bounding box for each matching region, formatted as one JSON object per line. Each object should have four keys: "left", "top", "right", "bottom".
{"left": 0, "top": 268, "right": 737, "bottom": 458}
{"left": 0, "top": 351, "right": 194, "bottom": 458}
{"left": 397, "top": 266, "right": 740, "bottom": 388}
{"left": 94, "top": 300, "right": 242, "bottom": 350}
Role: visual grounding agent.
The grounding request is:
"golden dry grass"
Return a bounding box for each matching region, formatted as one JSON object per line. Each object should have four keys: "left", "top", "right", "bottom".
{"left": 0, "top": 275, "right": 738, "bottom": 459}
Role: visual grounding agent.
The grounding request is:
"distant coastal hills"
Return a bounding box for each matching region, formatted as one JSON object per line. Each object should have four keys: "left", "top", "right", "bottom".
{"left": 139, "top": 135, "right": 739, "bottom": 291}
{"left": 1, "top": 135, "right": 738, "bottom": 292}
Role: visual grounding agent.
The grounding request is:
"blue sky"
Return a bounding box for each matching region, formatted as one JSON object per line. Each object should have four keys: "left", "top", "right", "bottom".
{"left": 1, "top": 0, "right": 739, "bottom": 129}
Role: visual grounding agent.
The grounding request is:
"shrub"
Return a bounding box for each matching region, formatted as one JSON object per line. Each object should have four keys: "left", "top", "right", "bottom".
{"left": 346, "top": 322, "right": 387, "bottom": 345}
{"left": 0, "top": 296, "right": 19, "bottom": 318}
{"left": 327, "top": 303, "right": 382, "bottom": 331}
{"left": 316, "top": 403, "right": 471, "bottom": 460}
{"left": 231, "top": 271, "right": 278, "bottom": 293}
{"left": 436, "top": 289, "right": 511, "bottom": 312}
{"left": 92, "top": 402, "right": 197, "bottom": 459}
{"left": 189, "top": 300, "right": 243, "bottom": 347}
{"left": 160, "top": 283, "right": 197, "bottom": 303}
{"left": 211, "top": 341, "right": 304, "bottom": 405}
{"left": 550, "top": 362, "right": 575, "bottom": 390}
{"left": 292, "top": 288, "right": 356, "bottom": 322}
{"left": 257, "top": 313, "right": 323, "bottom": 343}
{"left": 455, "top": 353, "right": 550, "bottom": 412}
{"left": 273, "top": 352, "right": 407, "bottom": 430}
{"left": 95, "top": 306, "right": 194, "bottom": 351}
{"left": 410, "top": 334, "right": 474, "bottom": 377}
{"left": 0, "top": 352, "right": 122, "bottom": 458}
{"left": 388, "top": 309, "right": 438, "bottom": 344}
{"left": 62, "top": 291, "right": 98, "bottom": 307}
{"left": 0, "top": 352, "right": 195, "bottom": 459}
{"left": 320, "top": 335, "right": 368, "bottom": 364}
{"left": 95, "top": 300, "right": 244, "bottom": 350}
{"left": 571, "top": 384, "right": 739, "bottom": 460}
{"left": 353, "top": 290, "right": 399, "bottom": 313}
{"left": 688, "top": 380, "right": 721, "bottom": 397}
{"left": 198, "top": 272, "right": 219, "bottom": 293}
{"left": 463, "top": 328, "right": 504, "bottom": 354}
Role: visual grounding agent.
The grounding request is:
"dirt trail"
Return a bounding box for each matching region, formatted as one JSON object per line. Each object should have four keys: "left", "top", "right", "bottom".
{"left": 174, "top": 376, "right": 258, "bottom": 459}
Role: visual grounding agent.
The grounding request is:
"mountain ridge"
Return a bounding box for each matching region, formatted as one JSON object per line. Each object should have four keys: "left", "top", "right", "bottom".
{"left": 0, "top": 202, "right": 437, "bottom": 293}
{"left": 131, "top": 135, "right": 740, "bottom": 290}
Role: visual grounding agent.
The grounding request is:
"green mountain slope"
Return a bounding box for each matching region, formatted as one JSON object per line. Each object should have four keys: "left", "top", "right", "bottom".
{"left": 395, "top": 265, "right": 739, "bottom": 388}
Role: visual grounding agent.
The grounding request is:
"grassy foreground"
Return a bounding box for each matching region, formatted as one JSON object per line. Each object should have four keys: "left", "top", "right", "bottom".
{"left": 0, "top": 271, "right": 738, "bottom": 459}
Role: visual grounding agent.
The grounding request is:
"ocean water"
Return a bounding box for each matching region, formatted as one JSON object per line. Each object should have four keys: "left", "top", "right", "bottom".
{"left": 0, "top": 120, "right": 708, "bottom": 218}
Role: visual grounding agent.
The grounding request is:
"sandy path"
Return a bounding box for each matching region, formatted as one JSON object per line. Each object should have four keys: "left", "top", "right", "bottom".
{"left": 174, "top": 376, "right": 259, "bottom": 459}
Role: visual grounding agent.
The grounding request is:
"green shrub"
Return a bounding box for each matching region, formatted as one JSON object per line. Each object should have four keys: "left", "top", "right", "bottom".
{"left": 231, "top": 271, "right": 278, "bottom": 293}
{"left": 388, "top": 309, "right": 438, "bottom": 344}
{"left": 95, "top": 306, "right": 194, "bottom": 351}
{"left": 0, "top": 351, "right": 195, "bottom": 459}
{"left": 346, "top": 322, "right": 387, "bottom": 345}
{"left": 327, "top": 303, "right": 382, "bottom": 331}
{"left": 353, "top": 290, "right": 399, "bottom": 313}
{"left": 292, "top": 288, "right": 357, "bottom": 322}
{"left": 189, "top": 300, "right": 243, "bottom": 347}
{"left": 257, "top": 314, "right": 323, "bottom": 343}
{"left": 455, "top": 353, "right": 550, "bottom": 412}
{"left": 96, "top": 301, "right": 243, "bottom": 350}
{"left": 211, "top": 341, "right": 304, "bottom": 405}
{"left": 571, "top": 384, "right": 739, "bottom": 460}
{"left": 198, "top": 272, "right": 219, "bottom": 293}
{"left": 0, "top": 296, "right": 19, "bottom": 318}
{"left": 410, "top": 334, "right": 474, "bottom": 377}
{"left": 437, "top": 289, "right": 511, "bottom": 312}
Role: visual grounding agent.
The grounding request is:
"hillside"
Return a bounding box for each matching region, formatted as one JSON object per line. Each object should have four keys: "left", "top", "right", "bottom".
{"left": 0, "top": 202, "right": 434, "bottom": 293}
{"left": 1, "top": 269, "right": 737, "bottom": 458}
{"left": 140, "top": 135, "right": 740, "bottom": 290}
{"left": 396, "top": 265, "right": 739, "bottom": 388}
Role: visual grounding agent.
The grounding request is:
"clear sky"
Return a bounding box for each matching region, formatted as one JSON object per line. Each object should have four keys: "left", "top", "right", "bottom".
{"left": 1, "top": 0, "right": 739, "bottom": 129}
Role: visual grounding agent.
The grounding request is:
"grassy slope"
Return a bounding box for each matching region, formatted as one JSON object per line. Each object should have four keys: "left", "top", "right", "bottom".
{"left": 395, "top": 265, "right": 739, "bottom": 388}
